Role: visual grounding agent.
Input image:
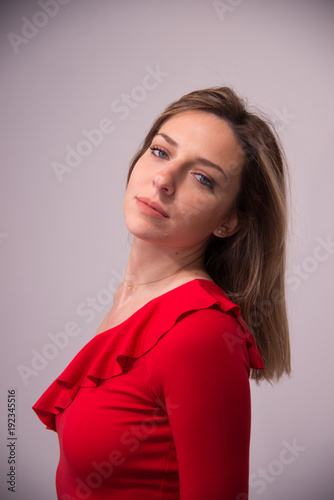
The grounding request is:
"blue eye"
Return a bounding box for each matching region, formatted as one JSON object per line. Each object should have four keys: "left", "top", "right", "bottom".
{"left": 150, "top": 147, "right": 168, "bottom": 160}
{"left": 193, "top": 173, "right": 215, "bottom": 189}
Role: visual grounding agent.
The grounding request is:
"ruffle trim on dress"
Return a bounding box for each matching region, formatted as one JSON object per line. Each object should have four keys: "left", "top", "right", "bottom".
{"left": 32, "top": 279, "right": 264, "bottom": 431}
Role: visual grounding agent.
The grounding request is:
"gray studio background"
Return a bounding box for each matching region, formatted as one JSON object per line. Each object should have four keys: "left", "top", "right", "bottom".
{"left": 1, "top": 0, "right": 333, "bottom": 499}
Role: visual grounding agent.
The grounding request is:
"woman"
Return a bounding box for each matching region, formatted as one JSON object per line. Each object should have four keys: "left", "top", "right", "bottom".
{"left": 33, "top": 87, "right": 291, "bottom": 499}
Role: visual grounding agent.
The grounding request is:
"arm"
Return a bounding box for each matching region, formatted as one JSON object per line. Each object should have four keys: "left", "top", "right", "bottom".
{"left": 150, "top": 307, "right": 251, "bottom": 500}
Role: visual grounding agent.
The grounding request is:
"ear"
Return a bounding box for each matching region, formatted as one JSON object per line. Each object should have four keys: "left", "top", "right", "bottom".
{"left": 213, "top": 211, "right": 239, "bottom": 238}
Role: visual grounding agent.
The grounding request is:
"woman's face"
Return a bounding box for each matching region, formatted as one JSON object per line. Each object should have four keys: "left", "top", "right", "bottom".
{"left": 124, "top": 110, "right": 244, "bottom": 250}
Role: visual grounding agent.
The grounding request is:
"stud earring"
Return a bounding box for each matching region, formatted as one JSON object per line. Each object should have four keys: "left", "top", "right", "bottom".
{"left": 218, "top": 229, "right": 225, "bottom": 236}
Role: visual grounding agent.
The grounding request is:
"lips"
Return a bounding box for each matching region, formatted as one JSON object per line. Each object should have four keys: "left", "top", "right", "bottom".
{"left": 136, "top": 197, "right": 169, "bottom": 218}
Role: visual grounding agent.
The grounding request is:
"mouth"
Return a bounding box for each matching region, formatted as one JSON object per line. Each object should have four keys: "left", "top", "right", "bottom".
{"left": 135, "top": 197, "right": 169, "bottom": 218}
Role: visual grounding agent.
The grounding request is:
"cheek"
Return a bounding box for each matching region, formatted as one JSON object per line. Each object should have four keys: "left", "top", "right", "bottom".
{"left": 178, "top": 192, "right": 209, "bottom": 218}
{"left": 177, "top": 196, "right": 222, "bottom": 233}
{"left": 123, "top": 178, "right": 138, "bottom": 221}
{"left": 173, "top": 193, "right": 205, "bottom": 229}
{"left": 130, "top": 155, "right": 149, "bottom": 180}
{"left": 126, "top": 169, "right": 140, "bottom": 192}
{"left": 124, "top": 169, "right": 145, "bottom": 207}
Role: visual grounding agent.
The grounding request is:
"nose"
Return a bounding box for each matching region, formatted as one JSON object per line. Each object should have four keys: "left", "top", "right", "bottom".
{"left": 152, "top": 165, "right": 176, "bottom": 196}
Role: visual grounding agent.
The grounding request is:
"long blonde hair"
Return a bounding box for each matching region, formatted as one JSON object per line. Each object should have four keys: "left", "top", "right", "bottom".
{"left": 127, "top": 87, "right": 290, "bottom": 382}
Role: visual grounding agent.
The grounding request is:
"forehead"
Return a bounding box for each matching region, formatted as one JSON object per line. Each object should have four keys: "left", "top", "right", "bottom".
{"left": 158, "top": 110, "right": 244, "bottom": 168}
{"left": 159, "top": 110, "right": 232, "bottom": 135}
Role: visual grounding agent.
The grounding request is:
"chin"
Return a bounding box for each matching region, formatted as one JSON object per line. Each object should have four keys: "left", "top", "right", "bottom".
{"left": 125, "top": 220, "right": 160, "bottom": 242}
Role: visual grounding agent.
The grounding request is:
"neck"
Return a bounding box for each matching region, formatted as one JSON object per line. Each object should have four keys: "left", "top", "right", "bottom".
{"left": 124, "top": 237, "right": 207, "bottom": 288}
{"left": 110, "top": 237, "right": 211, "bottom": 311}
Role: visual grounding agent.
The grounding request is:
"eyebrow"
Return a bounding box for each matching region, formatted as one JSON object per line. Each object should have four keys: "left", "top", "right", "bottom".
{"left": 155, "top": 132, "right": 228, "bottom": 180}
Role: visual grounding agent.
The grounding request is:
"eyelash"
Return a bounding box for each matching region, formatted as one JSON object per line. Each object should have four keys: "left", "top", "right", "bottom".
{"left": 149, "top": 146, "right": 215, "bottom": 189}
{"left": 192, "top": 173, "right": 215, "bottom": 189}
{"left": 150, "top": 146, "right": 169, "bottom": 160}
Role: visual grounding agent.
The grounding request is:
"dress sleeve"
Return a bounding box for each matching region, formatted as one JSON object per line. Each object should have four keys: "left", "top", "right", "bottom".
{"left": 149, "top": 307, "right": 252, "bottom": 500}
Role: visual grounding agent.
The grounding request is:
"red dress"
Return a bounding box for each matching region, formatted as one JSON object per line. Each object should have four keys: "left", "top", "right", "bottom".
{"left": 33, "top": 279, "right": 263, "bottom": 500}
